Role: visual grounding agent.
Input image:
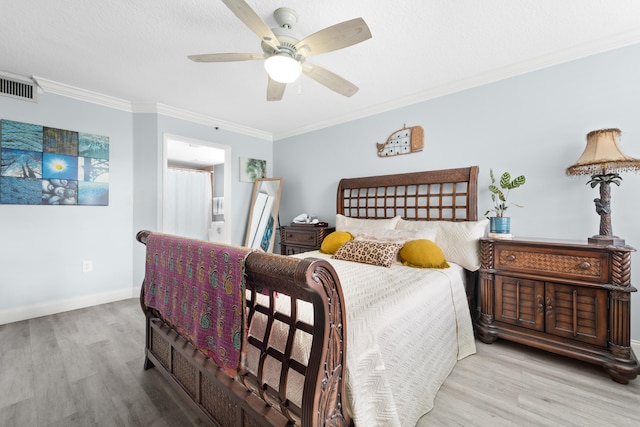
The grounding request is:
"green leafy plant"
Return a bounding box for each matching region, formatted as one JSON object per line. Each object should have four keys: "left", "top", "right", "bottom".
{"left": 484, "top": 169, "right": 526, "bottom": 218}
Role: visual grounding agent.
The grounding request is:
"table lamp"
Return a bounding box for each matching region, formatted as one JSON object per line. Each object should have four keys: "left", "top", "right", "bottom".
{"left": 566, "top": 128, "right": 640, "bottom": 246}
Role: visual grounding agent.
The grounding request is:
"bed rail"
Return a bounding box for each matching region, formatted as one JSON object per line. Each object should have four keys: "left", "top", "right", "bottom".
{"left": 137, "top": 230, "right": 350, "bottom": 427}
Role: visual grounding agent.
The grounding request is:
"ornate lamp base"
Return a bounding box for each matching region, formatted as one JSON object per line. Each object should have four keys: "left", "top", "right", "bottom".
{"left": 588, "top": 234, "right": 626, "bottom": 246}
{"left": 586, "top": 178, "right": 626, "bottom": 247}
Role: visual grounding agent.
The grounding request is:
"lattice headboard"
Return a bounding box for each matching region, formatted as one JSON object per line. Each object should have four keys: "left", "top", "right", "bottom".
{"left": 336, "top": 166, "right": 478, "bottom": 222}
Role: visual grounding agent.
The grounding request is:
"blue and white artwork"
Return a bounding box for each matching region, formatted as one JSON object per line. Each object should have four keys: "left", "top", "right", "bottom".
{"left": 79, "top": 133, "right": 109, "bottom": 159}
{"left": 1, "top": 148, "right": 42, "bottom": 178}
{"left": 42, "top": 153, "right": 78, "bottom": 180}
{"left": 0, "top": 119, "right": 109, "bottom": 206}
{"left": 78, "top": 181, "right": 109, "bottom": 205}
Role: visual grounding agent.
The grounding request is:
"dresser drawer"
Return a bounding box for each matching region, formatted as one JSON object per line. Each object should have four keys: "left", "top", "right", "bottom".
{"left": 494, "top": 245, "right": 608, "bottom": 282}
{"left": 280, "top": 225, "right": 334, "bottom": 255}
{"left": 283, "top": 228, "right": 318, "bottom": 246}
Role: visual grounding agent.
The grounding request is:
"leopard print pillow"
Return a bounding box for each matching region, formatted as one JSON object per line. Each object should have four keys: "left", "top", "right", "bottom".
{"left": 332, "top": 240, "right": 402, "bottom": 268}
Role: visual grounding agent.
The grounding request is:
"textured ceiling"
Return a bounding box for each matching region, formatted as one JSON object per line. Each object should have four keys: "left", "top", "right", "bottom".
{"left": 2, "top": 1, "right": 640, "bottom": 140}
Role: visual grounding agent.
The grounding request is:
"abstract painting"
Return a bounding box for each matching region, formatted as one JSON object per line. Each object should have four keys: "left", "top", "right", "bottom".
{"left": 0, "top": 119, "right": 109, "bottom": 205}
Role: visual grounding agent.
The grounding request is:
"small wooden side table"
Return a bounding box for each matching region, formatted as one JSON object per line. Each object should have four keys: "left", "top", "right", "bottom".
{"left": 476, "top": 236, "right": 639, "bottom": 384}
{"left": 280, "top": 223, "right": 334, "bottom": 255}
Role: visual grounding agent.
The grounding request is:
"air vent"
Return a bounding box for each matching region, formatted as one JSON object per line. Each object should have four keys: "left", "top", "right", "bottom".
{"left": 0, "top": 71, "right": 37, "bottom": 102}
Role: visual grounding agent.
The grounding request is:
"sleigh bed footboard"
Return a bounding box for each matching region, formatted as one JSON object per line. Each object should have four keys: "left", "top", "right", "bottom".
{"left": 137, "top": 230, "right": 350, "bottom": 427}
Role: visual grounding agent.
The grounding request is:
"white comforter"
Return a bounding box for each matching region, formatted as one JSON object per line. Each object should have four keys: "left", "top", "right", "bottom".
{"left": 298, "top": 251, "right": 476, "bottom": 427}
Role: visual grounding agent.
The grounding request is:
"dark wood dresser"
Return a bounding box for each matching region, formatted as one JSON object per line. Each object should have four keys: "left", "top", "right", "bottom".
{"left": 280, "top": 223, "right": 334, "bottom": 255}
{"left": 476, "top": 236, "right": 639, "bottom": 383}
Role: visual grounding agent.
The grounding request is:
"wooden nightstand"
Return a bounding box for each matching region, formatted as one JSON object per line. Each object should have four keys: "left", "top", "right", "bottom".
{"left": 280, "top": 224, "right": 334, "bottom": 255}
{"left": 476, "top": 236, "right": 639, "bottom": 384}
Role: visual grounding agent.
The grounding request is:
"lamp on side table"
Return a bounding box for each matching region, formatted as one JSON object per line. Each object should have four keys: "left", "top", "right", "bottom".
{"left": 566, "top": 128, "right": 640, "bottom": 246}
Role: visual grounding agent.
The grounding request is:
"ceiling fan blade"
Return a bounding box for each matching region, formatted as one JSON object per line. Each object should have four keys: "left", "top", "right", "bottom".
{"left": 295, "top": 18, "right": 371, "bottom": 56}
{"left": 221, "top": 0, "right": 279, "bottom": 50}
{"left": 302, "top": 62, "right": 359, "bottom": 97}
{"left": 267, "top": 78, "right": 286, "bottom": 101}
{"left": 188, "top": 53, "right": 264, "bottom": 62}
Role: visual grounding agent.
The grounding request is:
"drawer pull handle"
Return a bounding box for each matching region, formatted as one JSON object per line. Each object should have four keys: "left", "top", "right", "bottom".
{"left": 546, "top": 297, "right": 553, "bottom": 317}
{"left": 505, "top": 254, "right": 516, "bottom": 262}
{"left": 537, "top": 295, "right": 544, "bottom": 314}
{"left": 578, "top": 262, "right": 591, "bottom": 270}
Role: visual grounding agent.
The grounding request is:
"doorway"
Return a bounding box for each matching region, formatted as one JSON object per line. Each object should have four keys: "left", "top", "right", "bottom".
{"left": 162, "top": 133, "right": 232, "bottom": 243}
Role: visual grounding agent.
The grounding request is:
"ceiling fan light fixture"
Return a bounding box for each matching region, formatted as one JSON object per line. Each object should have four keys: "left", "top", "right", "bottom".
{"left": 264, "top": 54, "right": 301, "bottom": 83}
{"left": 190, "top": 2, "right": 372, "bottom": 100}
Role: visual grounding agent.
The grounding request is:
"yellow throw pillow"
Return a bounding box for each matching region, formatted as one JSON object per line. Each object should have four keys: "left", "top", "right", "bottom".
{"left": 320, "top": 231, "right": 353, "bottom": 254}
{"left": 399, "top": 239, "right": 449, "bottom": 269}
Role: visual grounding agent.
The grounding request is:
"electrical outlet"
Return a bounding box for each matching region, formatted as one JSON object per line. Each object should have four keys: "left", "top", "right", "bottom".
{"left": 82, "top": 260, "right": 93, "bottom": 273}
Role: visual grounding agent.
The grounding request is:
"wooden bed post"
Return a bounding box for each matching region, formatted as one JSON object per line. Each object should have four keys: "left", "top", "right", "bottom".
{"left": 304, "top": 260, "right": 350, "bottom": 426}
{"left": 244, "top": 253, "right": 351, "bottom": 427}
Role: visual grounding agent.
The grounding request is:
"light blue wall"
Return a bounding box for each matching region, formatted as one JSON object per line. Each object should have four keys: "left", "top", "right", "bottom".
{"left": 0, "top": 94, "right": 135, "bottom": 313}
{"left": 274, "top": 43, "right": 640, "bottom": 340}
{"left": 0, "top": 95, "right": 271, "bottom": 322}
{"left": 154, "top": 114, "right": 272, "bottom": 245}
{"left": 2, "top": 43, "right": 639, "bottom": 341}
{"left": 132, "top": 114, "right": 272, "bottom": 288}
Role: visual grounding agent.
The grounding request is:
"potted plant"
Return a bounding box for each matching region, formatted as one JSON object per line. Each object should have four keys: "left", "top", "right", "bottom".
{"left": 484, "top": 169, "right": 526, "bottom": 235}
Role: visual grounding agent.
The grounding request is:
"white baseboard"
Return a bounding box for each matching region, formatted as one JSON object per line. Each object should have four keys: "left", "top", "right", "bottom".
{"left": 633, "top": 340, "right": 640, "bottom": 356}
{"left": 0, "top": 288, "right": 136, "bottom": 325}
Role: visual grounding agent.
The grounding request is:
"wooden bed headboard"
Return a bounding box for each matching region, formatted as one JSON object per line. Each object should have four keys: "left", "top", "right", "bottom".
{"left": 336, "top": 166, "right": 478, "bottom": 222}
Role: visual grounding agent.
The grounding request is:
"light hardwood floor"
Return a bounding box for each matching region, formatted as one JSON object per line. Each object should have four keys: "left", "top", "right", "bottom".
{"left": 1, "top": 298, "right": 638, "bottom": 426}
{"left": 420, "top": 336, "right": 640, "bottom": 426}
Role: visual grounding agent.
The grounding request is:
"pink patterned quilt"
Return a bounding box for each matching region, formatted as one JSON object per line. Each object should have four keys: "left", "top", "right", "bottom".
{"left": 143, "top": 233, "right": 252, "bottom": 377}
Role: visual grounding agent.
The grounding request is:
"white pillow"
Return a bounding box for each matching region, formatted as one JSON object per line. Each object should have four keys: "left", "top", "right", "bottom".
{"left": 335, "top": 214, "right": 401, "bottom": 232}
{"left": 396, "top": 218, "right": 488, "bottom": 271}
{"left": 351, "top": 228, "right": 438, "bottom": 244}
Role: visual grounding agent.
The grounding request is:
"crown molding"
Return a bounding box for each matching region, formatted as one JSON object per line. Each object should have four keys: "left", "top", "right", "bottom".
{"left": 32, "top": 76, "right": 133, "bottom": 112}
{"left": 273, "top": 30, "right": 640, "bottom": 140}
{"left": 31, "top": 29, "right": 640, "bottom": 142}
{"left": 132, "top": 102, "right": 272, "bottom": 141}
{"left": 31, "top": 77, "right": 273, "bottom": 141}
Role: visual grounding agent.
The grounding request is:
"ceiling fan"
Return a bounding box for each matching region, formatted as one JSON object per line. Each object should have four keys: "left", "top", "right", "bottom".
{"left": 188, "top": 0, "right": 372, "bottom": 101}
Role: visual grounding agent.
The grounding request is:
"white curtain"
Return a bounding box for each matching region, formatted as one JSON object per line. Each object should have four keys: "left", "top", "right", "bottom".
{"left": 165, "top": 168, "right": 212, "bottom": 240}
